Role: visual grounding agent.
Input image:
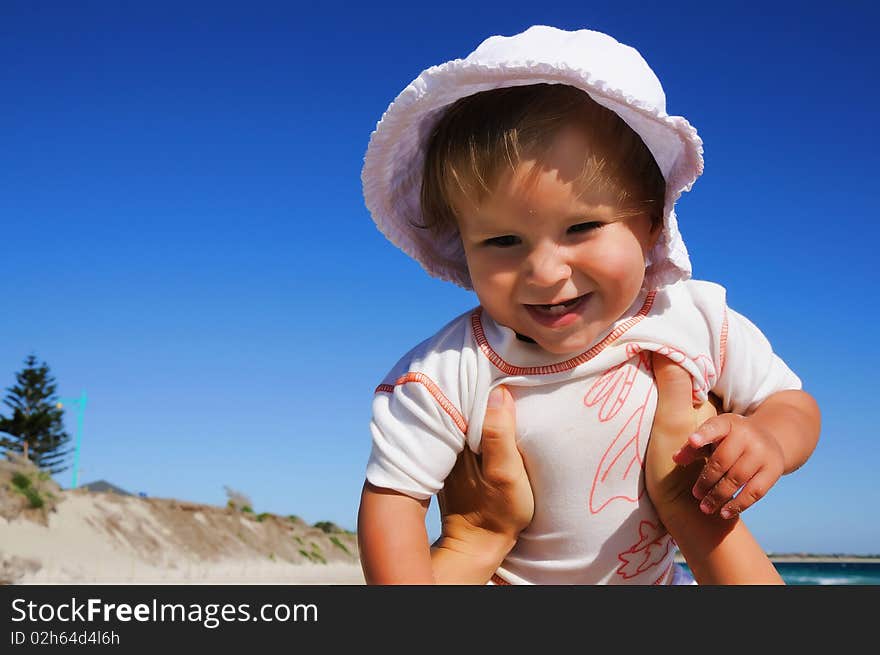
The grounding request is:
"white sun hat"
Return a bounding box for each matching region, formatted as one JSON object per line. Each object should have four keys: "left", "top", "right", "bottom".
{"left": 361, "top": 25, "right": 704, "bottom": 290}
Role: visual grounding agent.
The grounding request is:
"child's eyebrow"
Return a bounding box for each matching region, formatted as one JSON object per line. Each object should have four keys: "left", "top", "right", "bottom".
{"left": 460, "top": 200, "right": 619, "bottom": 232}
{"left": 524, "top": 208, "right": 615, "bottom": 223}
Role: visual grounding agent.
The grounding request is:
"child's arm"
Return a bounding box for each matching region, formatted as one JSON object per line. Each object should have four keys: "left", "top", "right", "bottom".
{"left": 671, "top": 296, "right": 821, "bottom": 519}
{"left": 357, "top": 482, "right": 434, "bottom": 584}
{"left": 676, "top": 389, "right": 821, "bottom": 518}
{"left": 661, "top": 502, "right": 784, "bottom": 584}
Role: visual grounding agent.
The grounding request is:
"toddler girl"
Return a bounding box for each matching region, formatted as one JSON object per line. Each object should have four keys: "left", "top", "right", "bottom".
{"left": 357, "top": 25, "right": 820, "bottom": 584}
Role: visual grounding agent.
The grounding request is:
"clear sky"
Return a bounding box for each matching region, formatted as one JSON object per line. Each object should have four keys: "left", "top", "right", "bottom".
{"left": 2, "top": 1, "right": 877, "bottom": 555}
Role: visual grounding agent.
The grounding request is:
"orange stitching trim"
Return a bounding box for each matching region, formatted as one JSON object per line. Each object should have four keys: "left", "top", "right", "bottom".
{"left": 472, "top": 291, "right": 657, "bottom": 376}
{"left": 719, "top": 307, "right": 729, "bottom": 378}
{"left": 374, "top": 373, "right": 468, "bottom": 434}
{"left": 653, "top": 561, "right": 674, "bottom": 585}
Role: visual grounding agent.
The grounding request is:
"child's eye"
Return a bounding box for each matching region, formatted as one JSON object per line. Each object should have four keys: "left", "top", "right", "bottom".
{"left": 484, "top": 235, "right": 521, "bottom": 248}
{"left": 568, "top": 221, "right": 603, "bottom": 234}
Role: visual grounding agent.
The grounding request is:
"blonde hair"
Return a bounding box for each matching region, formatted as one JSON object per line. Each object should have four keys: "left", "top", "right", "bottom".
{"left": 419, "top": 83, "right": 665, "bottom": 235}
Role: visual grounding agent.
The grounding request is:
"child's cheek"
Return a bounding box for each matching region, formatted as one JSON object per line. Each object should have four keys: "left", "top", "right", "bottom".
{"left": 592, "top": 247, "right": 642, "bottom": 287}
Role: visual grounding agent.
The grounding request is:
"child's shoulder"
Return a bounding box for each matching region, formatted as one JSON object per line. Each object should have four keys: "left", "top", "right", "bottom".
{"left": 665, "top": 278, "right": 729, "bottom": 305}
{"left": 657, "top": 278, "right": 730, "bottom": 321}
{"left": 637, "top": 278, "right": 730, "bottom": 354}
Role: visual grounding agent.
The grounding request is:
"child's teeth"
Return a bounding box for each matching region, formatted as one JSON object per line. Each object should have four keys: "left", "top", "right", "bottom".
{"left": 539, "top": 297, "right": 581, "bottom": 314}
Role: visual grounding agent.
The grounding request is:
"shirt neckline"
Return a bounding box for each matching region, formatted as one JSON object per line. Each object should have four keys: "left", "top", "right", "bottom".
{"left": 471, "top": 290, "right": 657, "bottom": 376}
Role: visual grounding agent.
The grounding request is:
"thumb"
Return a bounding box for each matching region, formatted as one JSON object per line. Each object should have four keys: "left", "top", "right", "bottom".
{"left": 651, "top": 353, "right": 697, "bottom": 439}
{"left": 480, "top": 385, "right": 521, "bottom": 484}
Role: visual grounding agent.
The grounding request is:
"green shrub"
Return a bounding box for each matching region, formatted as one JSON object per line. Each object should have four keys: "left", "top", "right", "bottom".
{"left": 11, "top": 473, "right": 31, "bottom": 490}
{"left": 24, "top": 488, "right": 44, "bottom": 509}
{"left": 256, "top": 512, "right": 272, "bottom": 522}
{"left": 10, "top": 473, "right": 43, "bottom": 508}
{"left": 330, "top": 536, "right": 351, "bottom": 556}
{"left": 298, "top": 547, "right": 327, "bottom": 564}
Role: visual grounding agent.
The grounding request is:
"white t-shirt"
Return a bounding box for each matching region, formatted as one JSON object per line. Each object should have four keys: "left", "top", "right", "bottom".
{"left": 366, "top": 280, "right": 801, "bottom": 584}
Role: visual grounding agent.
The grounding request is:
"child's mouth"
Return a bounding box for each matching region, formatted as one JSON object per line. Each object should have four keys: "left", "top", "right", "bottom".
{"left": 524, "top": 293, "right": 591, "bottom": 328}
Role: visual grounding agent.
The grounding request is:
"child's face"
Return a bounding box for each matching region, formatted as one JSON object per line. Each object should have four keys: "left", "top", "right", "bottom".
{"left": 454, "top": 124, "right": 660, "bottom": 355}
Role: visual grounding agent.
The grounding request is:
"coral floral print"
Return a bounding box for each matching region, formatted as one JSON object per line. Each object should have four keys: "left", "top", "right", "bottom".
{"left": 584, "top": 351, "right": 676, "bottom": 582}
{"left": 617, "top": 520, "right": 675, "bottom": 582}
{"left": 584, "top": 346, "right": 655, "bottom": 515}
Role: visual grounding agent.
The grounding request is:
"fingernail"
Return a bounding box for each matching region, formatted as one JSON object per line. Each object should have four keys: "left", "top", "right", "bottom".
{"left": 689, "top": 433, "right": 703, "bottom": 446}
{"left": 692, "top": 486, "right": 702, "bottom": 499}
{"left": 700, "top": 500, "right": 712, "bottom": 513}
{"left": 488, "top": 388, "right": 504, "bottom": 408}
{"left": 720, "top": 508, "right": 732, "bottom": 519}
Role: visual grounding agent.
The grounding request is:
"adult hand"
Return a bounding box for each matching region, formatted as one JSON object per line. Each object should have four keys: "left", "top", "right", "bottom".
{"left": 437, "top": 385, "right": 534, "bottom": 541}
{"left": 646, "top": 353, "right": 719, "bottom": 526}
{"left": 647, "top": 353, "right": 783, "bottom": 584}
{"left": 430, "top": 386, "right": 533, "bottom": 583}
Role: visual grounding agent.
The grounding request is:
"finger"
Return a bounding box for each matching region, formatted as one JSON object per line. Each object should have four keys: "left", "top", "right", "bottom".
{"left": 689, "top": 414, "right": 733, "bottom": 449}
{"left": 671, "top": 399, "right": 719, "bottom": 464}
{"left": 672, "top": 442, "right": 710, "bottom": 466}
{"left": 697, "top": 452, "right": 762, "bottom": 515}
{"left": 480, "top": 386, "right": 520, "bottom": 485}
{"left": 720, "top": 467, "right": 778, "bottom": 518}
{"left": 691, "top": 432, "right": 745, "bottom": 502}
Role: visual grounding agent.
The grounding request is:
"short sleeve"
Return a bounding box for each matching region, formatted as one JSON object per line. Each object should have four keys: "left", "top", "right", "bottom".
{"left": 713, "top": 306, "right": 802, "bottom": 415}
{"left": 366, "top": 376, "right": 467, "bottom": 500}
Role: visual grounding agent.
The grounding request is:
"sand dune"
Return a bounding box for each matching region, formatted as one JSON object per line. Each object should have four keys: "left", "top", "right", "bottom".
{"left": 1, "top": 460, "right": 365, "bottom": 585}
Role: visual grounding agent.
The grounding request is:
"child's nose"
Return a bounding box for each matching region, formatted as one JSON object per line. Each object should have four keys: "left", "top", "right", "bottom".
{"left": 524, "top": 244, "right": 571, "bottom": 288}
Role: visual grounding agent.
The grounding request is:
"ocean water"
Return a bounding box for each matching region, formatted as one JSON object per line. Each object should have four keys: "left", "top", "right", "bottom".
{"left": 773, "top": 562, "right": 880, "bottom": 585}
{"left": 680, "top": 561, "right": 880, "bottom": 585}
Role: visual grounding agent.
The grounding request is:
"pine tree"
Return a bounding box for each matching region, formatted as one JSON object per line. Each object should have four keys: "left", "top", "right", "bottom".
{"left": 0, "top": 354, "right": 72, "bottom": 474}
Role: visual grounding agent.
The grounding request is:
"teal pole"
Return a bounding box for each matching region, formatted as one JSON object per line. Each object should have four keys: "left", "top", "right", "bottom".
{"left": 58, "top": 391, "right": 87, "bottom": 489}
{"left": 71, "top": 390, "right": 87, "bottom": 489}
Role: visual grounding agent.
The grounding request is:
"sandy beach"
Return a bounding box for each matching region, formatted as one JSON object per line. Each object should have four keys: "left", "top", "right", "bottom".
{"left": 1, "top": 467, "right": 365, "bottom": 585}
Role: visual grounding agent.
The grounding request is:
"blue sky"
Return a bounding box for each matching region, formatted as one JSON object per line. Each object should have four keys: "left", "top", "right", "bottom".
{"left": 2, "top": 1, "right": 877, "bottom": 555}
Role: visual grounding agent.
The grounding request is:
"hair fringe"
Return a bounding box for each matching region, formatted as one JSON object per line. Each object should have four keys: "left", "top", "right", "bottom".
{"left": 419, "top": 84, "right": 666, "bottom": 237}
